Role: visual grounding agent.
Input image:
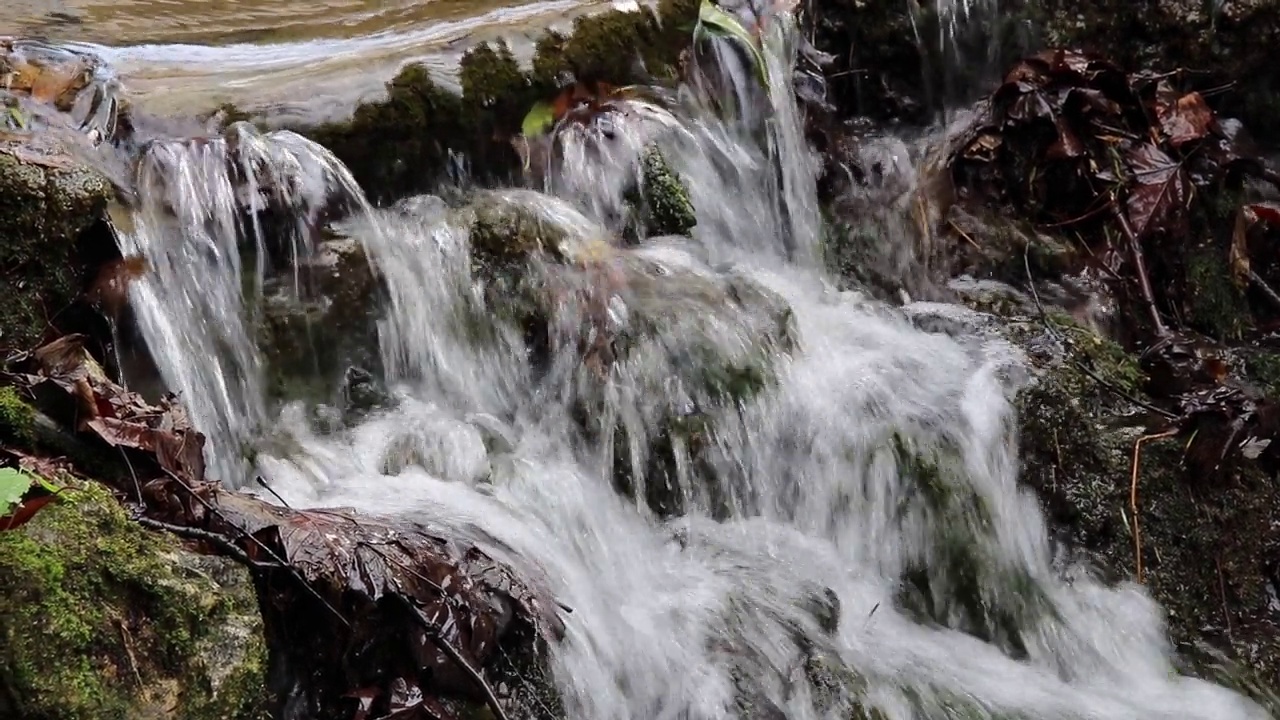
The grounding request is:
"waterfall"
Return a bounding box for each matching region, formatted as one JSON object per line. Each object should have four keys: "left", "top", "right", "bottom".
{"left": 110, "top": 3, "right": 1273, "bottom": 719}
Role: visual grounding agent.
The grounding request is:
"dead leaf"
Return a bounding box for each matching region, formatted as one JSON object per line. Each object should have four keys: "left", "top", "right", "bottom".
{"left": 1158, "top": 91, "right": 1215, "bottom": 147}
{"left": 1230, "top": 205, "right": 1256, "bottom": 288}
{"left": 1124, "top": 143, "right": 1189, "bottom": 239}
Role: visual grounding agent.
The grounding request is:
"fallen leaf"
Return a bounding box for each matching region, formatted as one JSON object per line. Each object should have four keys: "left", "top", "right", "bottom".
{"left": 1158, "top": 91, "right": 1215, "bottom": 147}
{"left": 1124, "top": 143, "right": 1189, "bottom": 239}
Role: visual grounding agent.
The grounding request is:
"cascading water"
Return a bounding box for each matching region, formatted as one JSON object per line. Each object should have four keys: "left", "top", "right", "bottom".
{"left": 116, "top": 5, "right": 1274, "bottom": 720}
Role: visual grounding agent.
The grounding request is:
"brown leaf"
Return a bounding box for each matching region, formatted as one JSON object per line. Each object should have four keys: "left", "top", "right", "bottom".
{"left": 88, "top": 255, "right": 149, "bottom": 318}
{"left": 1158, "top": 91, "right": 1215, "bottom": 147}
{"left": 1124, "top": 143, "right": 1190, "bottom": 239}
{"left": 1, "top": 494, "right": 60, "bottom": 531}
{"left": 1047, "top": 115, "right": 1086, "bottom": 159}
{"left": 1230, "top": 204, "right": 1256, "bottom": 288}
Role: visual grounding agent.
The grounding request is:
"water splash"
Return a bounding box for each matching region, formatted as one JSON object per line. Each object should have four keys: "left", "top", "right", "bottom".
{"left": 112, "top": 3, "right": 1275, "bottom": 720}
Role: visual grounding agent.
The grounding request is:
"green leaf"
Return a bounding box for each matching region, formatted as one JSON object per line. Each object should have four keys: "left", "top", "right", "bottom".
{"left": 695, "top": 0, "right": 769, "bottom": 88}
{"left": 0, "top": 467, "right": 35, "bottom": 516}
{"left": 6, "top": 106, "right": 26, "bottom": 130}
{"left": 521, "top": 100, "right": 556, "bottom": 138}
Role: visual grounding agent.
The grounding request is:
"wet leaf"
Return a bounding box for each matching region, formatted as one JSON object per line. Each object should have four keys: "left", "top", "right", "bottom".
{"left": 1230, "top": 205, "right": 1255, "bottom": 288}
{"left": 1124, "top": 143, "right": 1189, "bottom": 239}
{"left": 0, "top": 467, "right": 32, "bottom": 516}
{"left": 696, "top": 0, "right": 768, "bottom": 86}
{"left": 521, "top": 100, "right": 555, "bottom": 138}
{"left": 1157, "top": 91, "right": 1215, "bottom": 147}
{"left": 0, "top": 467, "right": 62, "bottom": 530}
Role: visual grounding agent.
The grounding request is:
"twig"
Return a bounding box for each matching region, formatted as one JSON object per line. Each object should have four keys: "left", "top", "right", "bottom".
{"left": 155, "top": 466, "right": 351, "bottom": 629}
{"left": 117, "top": 446, "right": 143, "bottom": 505}
{"left": 1129, "top": 429, "right": 1179, "bottom": 583}
{"left": 1247, "top": 269, "right": 1280, "bottom": 313}
{"left": 1112, "top": 204, "right": 1169, "bottom": 337}
{"left": 255, "top": 475, "right": 292, "bottom": 508}
{"left": 136, "top": 517, "right": 283, "bottom": 571}
{"left": 392, "top": 593, "right": 512, "bottom": 720}
{"left": 116, "top": 617, "right": 144, "bottom": 688}
{"left": 947, "top": 219, "right": 980, "bottom": 250}
{"left": 1216, "top": 556, "right": 1234, "bottom": 641}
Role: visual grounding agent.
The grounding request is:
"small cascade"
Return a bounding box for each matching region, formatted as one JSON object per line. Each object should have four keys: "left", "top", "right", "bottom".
{"left": 81, "top": 1, "right": 1279, "bottom": 718}
{"left": 117, "top": 122, "right": 372, "bottom": 482}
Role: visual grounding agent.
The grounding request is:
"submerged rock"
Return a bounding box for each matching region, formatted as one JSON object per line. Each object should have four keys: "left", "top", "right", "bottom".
{"left": 257, "top": 233, "right": 382, "bottom": 404}
{"left": 624, "top": 146, "right": 697, "bottom": 241}
{"left": 0, "top": 481, "right": 269, "bottom": 720}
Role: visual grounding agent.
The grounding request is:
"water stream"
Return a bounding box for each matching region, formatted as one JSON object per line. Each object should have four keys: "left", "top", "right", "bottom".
{"left": 78, "top": 2, "right": 1279, "bottom": 719}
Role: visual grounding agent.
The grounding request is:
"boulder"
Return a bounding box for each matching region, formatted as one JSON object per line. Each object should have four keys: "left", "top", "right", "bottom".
{"left": 0, "top": 480, "right": 269, "bottom": 720}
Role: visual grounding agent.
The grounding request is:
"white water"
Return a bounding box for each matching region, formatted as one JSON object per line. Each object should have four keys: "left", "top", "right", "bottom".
{"left": 111, "top": 6, "right": 1275, "bottom": 720}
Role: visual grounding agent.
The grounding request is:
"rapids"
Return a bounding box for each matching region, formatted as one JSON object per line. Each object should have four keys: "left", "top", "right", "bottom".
{"left": 70, "top": 2, "right": 1278, "bottom": 719}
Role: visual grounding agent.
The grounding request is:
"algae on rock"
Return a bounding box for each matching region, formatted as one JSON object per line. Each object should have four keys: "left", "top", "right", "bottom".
{"left": 0, "top": 480, "right": 269, "bottom": 720}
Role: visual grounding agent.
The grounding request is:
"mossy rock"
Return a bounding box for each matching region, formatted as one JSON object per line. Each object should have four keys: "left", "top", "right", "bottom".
{"left": 0, "top": 140, "right": 115, "bottom": 353}
{"left": 305, "top": 0, "right": 699, "bottom": 204}
{"left": 624, "top": 146, "right": 697, "bottom": 241}
{"left": 0, "top": 480, "right": 270, "bottom": 720}
{"left": 963, "top": 287, "right": 1280, "bottom": 684}
{"left": 256, "top": 235, "right": 383, "bottom": 405}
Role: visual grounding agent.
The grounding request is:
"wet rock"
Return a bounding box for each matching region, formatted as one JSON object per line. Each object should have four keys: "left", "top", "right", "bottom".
{"left": 0, "top": 480, "right": 269, "bottom": 720}
{"left": 624, "top": 146, "right": 697, "bottom": 240}
{"left": 257, "top": 233, "right": 382, "bottom": 404}
{"left": 960, "top": 284, "right": 1280, "bottom": 684}
{"left": 306, "top": 0, "right": 698, "bottom": 205}
{"left": 0, "top": 134, "right": 116, "bottom": 353}
{"left": 463, "top": 191, "right": 793, "bottom": 516}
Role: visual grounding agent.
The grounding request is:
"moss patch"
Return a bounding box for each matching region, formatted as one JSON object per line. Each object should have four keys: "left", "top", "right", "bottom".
{"left": 0, "top": 480, "right": 269, "bottom": 720}
{"left": 305, "top": 0, "right": 698, "bottom": 204}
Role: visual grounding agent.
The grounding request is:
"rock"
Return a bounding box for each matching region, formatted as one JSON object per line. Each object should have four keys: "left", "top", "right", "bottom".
{"left": 624, "top": 146, "right": 697, "bottom": 240}
{"left": 257, "top": 233, "right": 382, "bottom": 404}
{"left": 0, "top": 480, "right": 269, "bottom": 720}
{"left": 305, "top": 0, "right": 699, "bottom": 205}
{"left": 957, "top": 284, "right": 1280, "bottom": 684}
{"left": 463, "top": 191, "right": 793, "bottom": 516}
{"left": 0, "top": 134, "right": 116, "bottom": 353}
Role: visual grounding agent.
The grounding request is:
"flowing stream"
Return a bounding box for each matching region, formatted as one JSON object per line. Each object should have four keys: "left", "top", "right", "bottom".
{"left": 77, "top": 2, "right": 1277, "bottom": 719}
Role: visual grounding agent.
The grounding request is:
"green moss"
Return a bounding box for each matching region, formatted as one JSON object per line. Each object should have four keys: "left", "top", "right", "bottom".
{"left": 0, "top": 386, "right": 35, "bottom": 445}
{"left": 0, "top": 480, "right": 269, "bottom": 720}
{"left": 306, "top": 0, "right": 700, "bottom": 204}
{"left": 1185, "top": 243, "right": 1251, "bottom": 342}
{"left": 1244, "top": 351, "right": 1280, "bottom": 396}
{"left": 625, "top": 146, "right": 697, "bottom": 239}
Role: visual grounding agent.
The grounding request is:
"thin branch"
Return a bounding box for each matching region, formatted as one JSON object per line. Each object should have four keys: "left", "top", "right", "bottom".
{"left": 135, "top": 517, "right": 283, "bottom": 571}
{"left": 255, "top": 475, "right": 292, "bottom": 508}
{"left": 1130, "top": 429, "right": 1179, "bottom": 583}
{"left": 1112, "top": 203, "right": 1169, "bottom": 337}
{"left": 392, "top": 593, "right": 512, "bottom": 720}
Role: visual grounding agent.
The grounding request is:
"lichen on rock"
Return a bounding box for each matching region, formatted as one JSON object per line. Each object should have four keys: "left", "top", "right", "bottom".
{"left": 0, "top": 480, "right": 269, "bottom": 720}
